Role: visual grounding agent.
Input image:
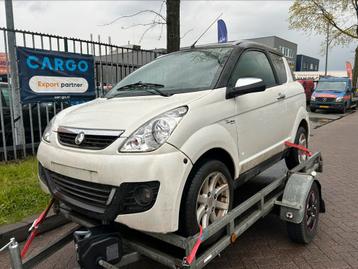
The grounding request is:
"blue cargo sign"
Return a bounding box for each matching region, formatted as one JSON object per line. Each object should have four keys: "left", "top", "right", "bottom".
{"left": 16, "top": 47, "right": 95, "bottom": 103}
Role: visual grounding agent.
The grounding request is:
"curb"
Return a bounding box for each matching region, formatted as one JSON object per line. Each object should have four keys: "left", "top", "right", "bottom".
{"left": 0, "top": 214, "right": 69, "bottom": 246}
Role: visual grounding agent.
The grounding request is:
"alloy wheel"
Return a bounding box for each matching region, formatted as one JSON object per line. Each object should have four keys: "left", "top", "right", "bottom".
{"left": 298, "top": 132, "right": 308, "bottom": 164}
{"left": 196, "top": 172, "right": 230, "bottom": 229}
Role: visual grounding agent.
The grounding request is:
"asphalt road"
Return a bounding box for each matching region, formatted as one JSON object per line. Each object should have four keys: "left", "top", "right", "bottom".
{"left": 1, "top": 109, "right": 358, "bottom": 269}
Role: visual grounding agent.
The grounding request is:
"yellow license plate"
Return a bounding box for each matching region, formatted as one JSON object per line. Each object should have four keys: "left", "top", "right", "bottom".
{"left": 319, "top": 105, "right": 329, "bottom": 108}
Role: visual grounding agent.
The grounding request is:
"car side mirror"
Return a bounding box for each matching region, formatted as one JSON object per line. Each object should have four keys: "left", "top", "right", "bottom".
{"left": 226, "top": 78, "right": 266, "bottom": 99}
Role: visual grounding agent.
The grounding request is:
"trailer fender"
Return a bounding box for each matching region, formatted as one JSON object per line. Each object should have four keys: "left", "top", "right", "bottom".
{"left": 277, "top": 173, "right": 324, "bottom": 224}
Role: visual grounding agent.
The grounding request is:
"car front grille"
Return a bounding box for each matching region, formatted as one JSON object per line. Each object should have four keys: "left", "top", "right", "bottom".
{"left": 58, "top": 132, "right": 119, "bottom": 150}
{"left": 45, "top": 169, "right": 115, "bottom": 213}
{"left": 57, "top": 127, "right": 123, "bottom": 150}
{"left": 316, "top": 97, "right": 336, "bottom": 103}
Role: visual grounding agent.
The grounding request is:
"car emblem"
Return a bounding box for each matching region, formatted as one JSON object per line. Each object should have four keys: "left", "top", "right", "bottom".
{"left": 75, "top": 132, "right": 85, "bottom": 145}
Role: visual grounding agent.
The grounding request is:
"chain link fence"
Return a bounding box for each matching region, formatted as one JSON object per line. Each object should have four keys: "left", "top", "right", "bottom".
{"left": 0, "top": 27, "right": 163, "bottom": 161}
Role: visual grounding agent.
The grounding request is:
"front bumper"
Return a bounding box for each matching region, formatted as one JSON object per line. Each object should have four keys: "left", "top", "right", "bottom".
{"left": 310, "top": 101, "right": 345, "bottom": 110}
{"left": 37, "top": 139, "right": 193, "bottom": 233}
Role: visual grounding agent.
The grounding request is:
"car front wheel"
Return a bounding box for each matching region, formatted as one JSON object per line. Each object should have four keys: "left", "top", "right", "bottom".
{"left": 180, "top": 160, "right": 234, "bottom": 237}
{"left": 285, "top": 126, "right": 308, "bottom": 169}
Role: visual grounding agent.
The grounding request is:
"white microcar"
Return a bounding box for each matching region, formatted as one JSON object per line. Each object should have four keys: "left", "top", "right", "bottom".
{"left": 37, "top": 41, "right": 310, "bottom": 236}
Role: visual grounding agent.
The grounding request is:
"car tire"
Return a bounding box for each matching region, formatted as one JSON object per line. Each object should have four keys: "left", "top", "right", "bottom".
{"left": 287, "top": 182, "right": 320, "bottom": 244}
{"left": 179, "top": 159, "right": 234, "bottom": 241}
{"left": 285, "top": 126, "right": 308, "bottom": 170}
{"left": 339, "top": 105, "right": 346, "bottom": 114}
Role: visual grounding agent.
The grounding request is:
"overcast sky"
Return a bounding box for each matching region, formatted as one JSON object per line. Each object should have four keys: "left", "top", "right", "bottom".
{"left": 0, "top": 1, "right": 355, "bottom": 71}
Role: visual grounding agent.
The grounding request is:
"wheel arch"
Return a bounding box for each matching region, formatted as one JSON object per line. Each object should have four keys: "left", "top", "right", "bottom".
{"left": 289, "top": 107, "right": 310, "bottom": 143}
{"left": 178, "top": 147, "right": 236, "bottom": 233}
{"left": 189, "top": 148, "right": 235, "bottom": 180}
{"left": 299, "top": 118, "right": 309, "bottom": 132}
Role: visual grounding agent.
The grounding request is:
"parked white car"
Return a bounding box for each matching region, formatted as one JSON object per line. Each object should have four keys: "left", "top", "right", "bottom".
{"left": 37, "top": 41, "right": 309, "bottom": 236}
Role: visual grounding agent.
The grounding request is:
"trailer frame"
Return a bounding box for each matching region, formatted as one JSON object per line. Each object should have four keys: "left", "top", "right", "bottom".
{"left": 1, "top": 152, "right": 324, "bottom": 269}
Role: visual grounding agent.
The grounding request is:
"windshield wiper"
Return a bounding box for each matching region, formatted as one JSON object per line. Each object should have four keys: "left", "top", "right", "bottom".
{"left": 113, "top": 81, "right": 171, "bottom": 97}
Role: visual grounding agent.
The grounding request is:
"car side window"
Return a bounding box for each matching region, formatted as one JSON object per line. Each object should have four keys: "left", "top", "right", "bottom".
{"left": 269, "top": 53, "right": 287, "bottom": 84}
{"left": 228, "top": 50, "right": 276, "bottom": 88}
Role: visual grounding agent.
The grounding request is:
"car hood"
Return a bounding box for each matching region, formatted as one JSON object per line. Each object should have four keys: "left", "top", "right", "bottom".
{"left": 313, "top": 90, "right": 345, "bottom": 98}
{"left": 54, "top": 90, "right": 211, "bottom": 136}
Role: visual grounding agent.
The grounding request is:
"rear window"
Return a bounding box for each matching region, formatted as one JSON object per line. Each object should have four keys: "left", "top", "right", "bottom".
{"left": 269, "top": 53, "right": 287, "bottom": 84}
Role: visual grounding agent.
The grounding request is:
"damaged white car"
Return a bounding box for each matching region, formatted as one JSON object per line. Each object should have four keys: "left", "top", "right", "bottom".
{"left": 37, "top": 41, "right": 309, "bottom": 236}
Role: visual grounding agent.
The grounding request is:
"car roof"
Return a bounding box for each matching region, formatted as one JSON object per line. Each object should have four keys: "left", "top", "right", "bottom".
{"left": 181, "top": 40, "right": 283, "bottom": 57}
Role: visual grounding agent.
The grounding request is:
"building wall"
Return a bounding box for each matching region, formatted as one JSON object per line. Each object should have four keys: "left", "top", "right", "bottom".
{"left": 296, "top": 54, "right": 319, "bottom": 71}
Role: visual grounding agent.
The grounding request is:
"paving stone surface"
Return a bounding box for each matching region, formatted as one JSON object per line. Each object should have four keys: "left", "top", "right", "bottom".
{"left": 1, "top": 111, "right": 358, "bottom": 269}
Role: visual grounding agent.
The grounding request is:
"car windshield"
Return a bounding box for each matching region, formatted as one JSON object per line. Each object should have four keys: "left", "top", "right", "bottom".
{"left": 106, "top": 47, "right": 232, "bottom": 98}
{"left": 315, "top": 81, "right": 347, "bottom": 92}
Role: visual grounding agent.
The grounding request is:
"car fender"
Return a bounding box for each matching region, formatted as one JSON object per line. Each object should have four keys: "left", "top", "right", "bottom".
{"left": 178, "top": 123, "right": 240, "bottom": 179}
{"left": 289, "top": 106, "right": 310, "bottom": 143}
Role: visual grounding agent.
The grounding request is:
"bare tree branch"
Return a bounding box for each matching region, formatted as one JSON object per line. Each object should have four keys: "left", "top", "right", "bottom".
{"left": 99, "top": 9, "right": 166, "bottom": 27}
{"left": 311, "top": 0, "right": 358, "bottom": 38}
{"left": 181, "top": 29, "right": 193, "bottom": 39}
{"left": 158, "top": 23, "right": 164, "bottom": 41}
{"left": 121, "top": 21, "right": 166, "bottom": 30}
{"left": 139, "top": 24, "right": 158, "bottom": 44}
{"left": 328, "top": 26, "right": 349, "bottom": 45}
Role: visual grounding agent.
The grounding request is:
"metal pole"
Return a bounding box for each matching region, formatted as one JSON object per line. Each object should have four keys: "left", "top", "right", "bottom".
{"left": 5, "top": 0, "right": 25, "bottom": 148}
{"left": 324, "top": 22, "right": 329, "bottom": 76}
{"left": 8, "top": 238, "right": 23, "bottom": 269}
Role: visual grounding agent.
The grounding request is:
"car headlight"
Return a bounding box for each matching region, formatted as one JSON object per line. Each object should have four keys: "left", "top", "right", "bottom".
{"left": 42, "top": 117, "right": 56, "bottom": 143}
{"left": 120, "top": 106, "right": 188, "bottom": 152}
{"left": 311, "top": 95, "right": 316, "bottom": 101}
{"left": 336, "top": 96, "right": 343, "bottom": 102}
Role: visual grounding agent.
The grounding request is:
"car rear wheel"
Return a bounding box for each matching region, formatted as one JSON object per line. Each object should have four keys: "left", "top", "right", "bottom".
{"left": 180, "top": 160, "right": 234, "bottom": 239}
{"left": 285, "top": 126, "right": 308, "bottom": 170}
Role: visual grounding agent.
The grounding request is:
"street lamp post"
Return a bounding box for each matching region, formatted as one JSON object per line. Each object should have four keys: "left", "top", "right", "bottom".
{"left": 324, "top": 22, "right": 329, "bottom": 76}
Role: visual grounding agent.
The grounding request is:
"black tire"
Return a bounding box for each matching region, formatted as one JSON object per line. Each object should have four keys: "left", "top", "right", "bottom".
{"left": 285, "top": 126, "right": 308, "bottom": 170}
{"left": 179, "top": 159, "right": 234, "bottom": 240}
{"left": 310, "top": 107, "right": 316, "bottom": 113}
{"left": 339, "top": 104, "right": 347, "bottom": 114}
{"left": 287, "top": 182, "right": 320, "bottom": 244}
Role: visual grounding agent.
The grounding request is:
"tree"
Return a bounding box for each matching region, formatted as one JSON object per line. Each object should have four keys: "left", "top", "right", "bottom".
{"left": 102, "top": 0, "right": 181, "bottom": 53}
{"left": 289, "top": 0, "right": 358, "bottom": 88}
{"left": 166, "top": 0, "right": 180, "bottom": 52}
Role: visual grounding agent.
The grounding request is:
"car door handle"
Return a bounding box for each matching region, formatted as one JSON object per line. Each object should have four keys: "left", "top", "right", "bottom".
{"left": 277, "top": 93, "right": 286, "bottom": 100}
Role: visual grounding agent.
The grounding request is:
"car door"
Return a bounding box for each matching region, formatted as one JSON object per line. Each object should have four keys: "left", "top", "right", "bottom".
{"left": 228, "top": 49, "right": 287, "bottom": 173}
{"left": 268, "top": 53, "right": 295, "bottom": 140}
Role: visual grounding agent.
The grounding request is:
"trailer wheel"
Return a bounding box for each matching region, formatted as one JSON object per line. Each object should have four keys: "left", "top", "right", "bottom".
{"left": 287, "top": 182, "right": 320, "bottom": 244}
{"left": 180, "top": 159, "right": 233, "bottom": 242}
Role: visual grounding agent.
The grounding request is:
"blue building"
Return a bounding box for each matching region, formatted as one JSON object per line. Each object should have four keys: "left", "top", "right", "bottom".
{"left": 296, "top": 54, "right": 319, "bottom": 71}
